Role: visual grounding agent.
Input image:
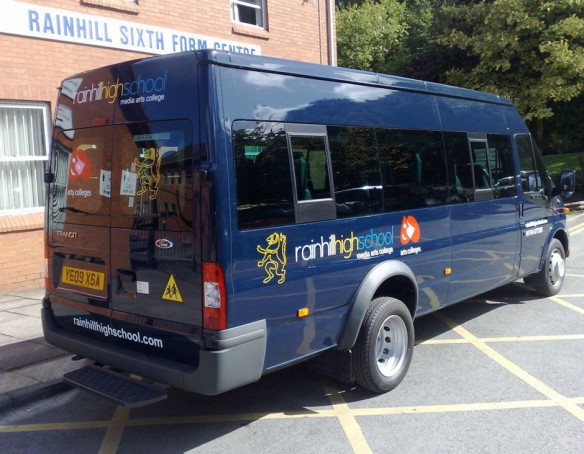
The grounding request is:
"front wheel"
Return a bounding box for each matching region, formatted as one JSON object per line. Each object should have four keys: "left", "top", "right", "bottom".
{"left": 524, "top": 238, "right": 566, "bottom": 297}
{"left": 352, "top": 297, "right": 414, "bottom": 393}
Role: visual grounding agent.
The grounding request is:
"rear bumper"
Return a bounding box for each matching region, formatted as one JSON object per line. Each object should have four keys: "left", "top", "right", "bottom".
{"left": 42, "top": 307, "right": 267, "bottom": 395}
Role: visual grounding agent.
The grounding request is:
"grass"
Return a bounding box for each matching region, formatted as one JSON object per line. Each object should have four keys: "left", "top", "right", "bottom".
{"left": 542, "top": 152, "right": 584, "bottom": 174}
{"left": 542, "top": 152, "right": 584, "bottom": 201}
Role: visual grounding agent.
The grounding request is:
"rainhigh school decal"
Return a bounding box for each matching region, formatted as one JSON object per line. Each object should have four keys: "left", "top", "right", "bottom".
{"left": 257, "top": 232, "right": 287, "bottom": 284}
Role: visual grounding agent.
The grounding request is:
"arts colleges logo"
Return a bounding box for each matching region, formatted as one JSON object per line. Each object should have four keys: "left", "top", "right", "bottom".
{"left": 400, "top": 215, "right": 422, "bottom": 256}
{"left": 69, "top": 146, "right": 92, "bottom": 181}
{"left": 400, "top": 215, "right": 420, "bottom": 245}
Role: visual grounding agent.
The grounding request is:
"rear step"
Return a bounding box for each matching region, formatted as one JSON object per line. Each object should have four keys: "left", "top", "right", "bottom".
{"left": 64, "top": 365, "right": 167, "bottom": 407}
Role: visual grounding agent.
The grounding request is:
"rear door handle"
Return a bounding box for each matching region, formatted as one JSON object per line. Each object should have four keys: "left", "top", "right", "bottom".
{"left": 116, "top": 268, "right": 136, "bottom": 295}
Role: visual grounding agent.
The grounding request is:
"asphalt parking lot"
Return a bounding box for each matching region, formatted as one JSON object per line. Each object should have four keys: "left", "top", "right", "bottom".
{"left": 1, "top": 217, "right": 583, "bottom": 453}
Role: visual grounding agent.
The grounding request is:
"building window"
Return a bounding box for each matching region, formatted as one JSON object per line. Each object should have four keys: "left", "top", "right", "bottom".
{"left": 231, "top": 0, "right": 265, "bottom": 28}
{"left": 0, "top": 103, "right": 50, "bottom": 214}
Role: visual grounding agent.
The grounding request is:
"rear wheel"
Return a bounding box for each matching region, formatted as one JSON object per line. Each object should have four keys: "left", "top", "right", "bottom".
{"left": 353, "top": 297, "right": 414, "bottom": 393}
{"left": 524, "top": 238, "right": 566, "bottom": 297}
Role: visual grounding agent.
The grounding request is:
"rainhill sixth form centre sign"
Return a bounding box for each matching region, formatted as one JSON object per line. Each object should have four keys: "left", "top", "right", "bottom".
{"left": 0, "top": 1, "right": 261, "bottom": 56}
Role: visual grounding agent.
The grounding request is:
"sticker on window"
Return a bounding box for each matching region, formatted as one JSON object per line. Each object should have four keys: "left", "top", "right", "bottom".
{"left": 100, "top": 169, "right": 112, "bottom": 198}
{"left": 120, "top": 169, "right": 137, "bottom": 196}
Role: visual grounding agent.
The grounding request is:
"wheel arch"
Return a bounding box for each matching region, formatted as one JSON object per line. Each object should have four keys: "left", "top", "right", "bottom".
{"left": 553, "top": 228, "right": 569, "bottom": 259}
{"left": 337, "top": 260, "right": 418, "bottom": 350}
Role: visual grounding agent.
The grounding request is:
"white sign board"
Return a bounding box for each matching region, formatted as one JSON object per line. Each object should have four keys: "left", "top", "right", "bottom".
{"left": 0, "top": 1, "right": 261, "bottom": 55}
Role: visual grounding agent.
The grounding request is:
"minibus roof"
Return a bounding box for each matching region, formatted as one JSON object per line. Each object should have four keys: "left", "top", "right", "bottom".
{"left": 198, "top": 49, "right": 513, "bottom": 106}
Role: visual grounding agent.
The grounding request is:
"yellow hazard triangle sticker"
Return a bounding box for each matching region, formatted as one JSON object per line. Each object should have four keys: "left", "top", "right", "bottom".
{"left": 162, "top": 274, "right": 183, "bottom": 303}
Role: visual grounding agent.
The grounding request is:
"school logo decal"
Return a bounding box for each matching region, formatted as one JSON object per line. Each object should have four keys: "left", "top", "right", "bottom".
{"left": 400, "top": 215, "right": 420, "bottom": 245}
{"left": 257, "top": 232, "right": 287, "bottom": 284}
{"left": 135, "top": 147, "right": 161, "bottom": 200}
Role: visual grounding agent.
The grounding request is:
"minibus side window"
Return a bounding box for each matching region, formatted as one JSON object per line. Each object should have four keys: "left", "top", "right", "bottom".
{"left": 285, "top": 124, "right": 336, "bottom": 224}
{"left": 469, "top": 139, "right": 495, "bottom": 201}
{"left": 289, "top": 136, "right": 331, "bottom": 202}
{"left": 516, "top": 134, "right": 548, "bottom": 205}
{"left": 444, "top": 132, "right": 475, "bottom": 202}
{"left": 376, "top": 129, "right": 449, "bottom": 211}
{"left": 233, "top": 121, "right": 295, "bottom": 230}
{"left": 486, "top": 134, "right": 517, "bottom": 198}
{"left": 328, "top": 126, "right": 382, "bottom": 218}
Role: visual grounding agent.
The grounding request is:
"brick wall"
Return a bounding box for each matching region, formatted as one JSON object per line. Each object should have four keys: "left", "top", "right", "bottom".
{"left": 0, "top": 214, "right": 45, "bottom": 292}
{"left": 0, "top": 0, "right": 335, "bottom": 293}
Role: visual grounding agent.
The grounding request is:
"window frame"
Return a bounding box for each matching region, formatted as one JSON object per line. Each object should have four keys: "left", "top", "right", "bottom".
{"left": 285, "top": 123, "right": 336, "bottom": 224}
{"left": 231, "top": 0, "right": 266, "bottom": 28}
{"left": 0, "top": 101, "right": 51, "bottom": 215}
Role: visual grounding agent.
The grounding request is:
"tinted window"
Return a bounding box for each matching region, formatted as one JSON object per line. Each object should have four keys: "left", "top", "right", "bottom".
{"left": 444, "top": 132, "right": 474, "bottom": 202}
{"left": 111, "top": 120, "right": 193, "bottom": 231}
{"left": 487, "top": 134, "right": 517, "bottom": 198}
{"left": 233, "top": 121, "right": 294, "bottom": 230}
{"left": 328, "top": 126, "right": 382, "bottom": 218}
{"left": 516, "top": 134, "right": 550, "bottom": 205}
{"left": 289, "top": 135, "right": 332, "bottom": 201}
{"left": 51, "top": 127, "right": 112, "bottom": 227}
{"left": 516, "top": 134, "right": 543, "bottom": 192}
{"left": 377, "top": 129, "right": 448, "bottom": 210}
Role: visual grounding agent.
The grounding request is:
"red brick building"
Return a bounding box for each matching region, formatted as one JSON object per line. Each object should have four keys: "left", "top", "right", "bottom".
{"left": 0, "top": 0, "right": 336, "bottom": 292}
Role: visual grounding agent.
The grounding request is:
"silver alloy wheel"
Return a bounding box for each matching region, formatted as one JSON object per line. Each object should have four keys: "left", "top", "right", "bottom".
{"left": 548, "top": 247, "right": 565, "bottom": 286}
{"left": 375, "top": 314, "right": 408, "bottom": 378}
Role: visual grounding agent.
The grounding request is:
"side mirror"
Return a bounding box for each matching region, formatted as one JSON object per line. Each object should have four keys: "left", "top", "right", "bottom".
{"left": 559, "top": 170, "right": 576, "bottom": 199}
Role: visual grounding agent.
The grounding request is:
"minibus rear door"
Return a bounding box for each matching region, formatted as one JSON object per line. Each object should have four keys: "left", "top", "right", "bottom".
{"left": 109, "top": 120, "right": 202, "bottom": 329}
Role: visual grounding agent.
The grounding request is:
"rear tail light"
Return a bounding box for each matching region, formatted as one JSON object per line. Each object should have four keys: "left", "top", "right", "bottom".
{"left": 202, "top": 262, "right": 227, "bottom": 330}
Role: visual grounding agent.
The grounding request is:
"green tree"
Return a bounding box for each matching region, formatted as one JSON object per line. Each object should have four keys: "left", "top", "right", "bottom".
{"left": 336, "top": 1, "right": 456, "bottom": 77}
{"left": 336, "top": 0, "right": 410, "bottom": 72}
{"left": 440, "top": 0, "right": 584, "bottom": 123}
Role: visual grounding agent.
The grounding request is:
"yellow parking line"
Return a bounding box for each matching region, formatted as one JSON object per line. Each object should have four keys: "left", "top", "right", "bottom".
{"left": 0, "top": 420, "right": 109, "bottom": 433}
{"left": 569, "top": 223, "right": 584, "bottom": 236}
{"left": 98, "top": 406, "right": 131, "bottom": 454}
{"left": 321, "top": 377, "right": 373, "bottom": 454}
{"left": 352, "top": 399, "right": 557, "bottom": 416}
{"left": 549, "top": 295, "right": 584, "bottom": 316}
{"left": 434, "top": 312, "right": 584, "bottom": 422}
{"left": 124, "top": 410, "right": 336, "bottom": 426}
{"left": 2, "top": 396, "right": 584, "bottom": 434}
{"left": 418, "top": 334, "right": 584, "bottom": 345}
{"left": 554, "top": 291, "right": 584, "bottom": 296}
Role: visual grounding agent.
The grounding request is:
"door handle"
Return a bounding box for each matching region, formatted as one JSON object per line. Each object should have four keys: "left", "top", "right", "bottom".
{"left": 116, "top": 268, "right": 136, "bottom": 295}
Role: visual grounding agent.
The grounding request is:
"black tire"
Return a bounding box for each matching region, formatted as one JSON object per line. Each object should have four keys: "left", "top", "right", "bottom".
{"left": 524, "top": 238, "right": 566, "bottom": 297}
{"left": 352, "top": 297, "right": 414, "bottom": 393}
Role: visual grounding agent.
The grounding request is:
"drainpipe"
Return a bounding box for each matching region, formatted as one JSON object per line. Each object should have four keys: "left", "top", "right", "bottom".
{"left": 326, "top": 0, "right": 336, "bottom": 66}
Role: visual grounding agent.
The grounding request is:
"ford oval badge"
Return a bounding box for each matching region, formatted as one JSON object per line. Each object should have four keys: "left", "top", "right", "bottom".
{"left": 155, "top": 239, "right": 174, "bottom": 249}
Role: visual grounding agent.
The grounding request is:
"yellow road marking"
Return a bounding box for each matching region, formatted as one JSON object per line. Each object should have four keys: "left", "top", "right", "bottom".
{"left": 549, "top": 295, "right": 584, "bottom": 315}
{"left": 321, "top": 377, "right": 372, "bottom": 454}
{"left": 3, "top": 397, "right": 584, "bottom": 434}
{"left": 569, "top": 223, "right": 584, "bottom": 235}
{"left": 418, "top": 333, "right": 584, "bottom": 345}
{"left": 434, "top": 312, "right": 584, "bottom": 422}
{"left": 98, "top": 406, "right": 131, "bottom": 454}
{"left": 0, "top": 421, "right": 109, "bottom": 433}
{"left": 352, "top": 399, "right": 557, "bottom": 416}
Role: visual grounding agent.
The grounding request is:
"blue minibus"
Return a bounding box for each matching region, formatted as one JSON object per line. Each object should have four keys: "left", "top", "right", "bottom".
{"left": 42, "top": 50, "right": 574, "bottom": 406}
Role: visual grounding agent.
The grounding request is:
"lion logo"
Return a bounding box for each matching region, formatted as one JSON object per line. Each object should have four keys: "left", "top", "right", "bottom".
{"left": 134, "top": 147, "right": 161, "bottom": 200}
{"left": 257, "top": 232, "right": 287, "bottom": 284}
